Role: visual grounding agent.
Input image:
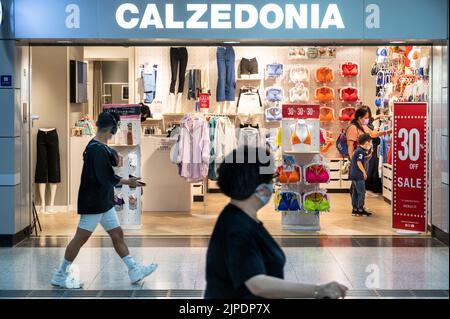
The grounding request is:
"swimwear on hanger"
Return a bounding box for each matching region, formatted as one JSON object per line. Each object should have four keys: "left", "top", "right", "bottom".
{"left": 320, "top": 107, "right": 334, "bottom": 122}
{"left": 291, "top": 121, "right": 312, "bottom": 145}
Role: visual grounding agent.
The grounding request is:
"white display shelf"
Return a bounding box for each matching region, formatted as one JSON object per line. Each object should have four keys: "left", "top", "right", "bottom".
{"left": 236, "top": 77, "right": 263, "bottom": 81}
{"left": 108, "top": 144, "right": 138, "bottom": 147}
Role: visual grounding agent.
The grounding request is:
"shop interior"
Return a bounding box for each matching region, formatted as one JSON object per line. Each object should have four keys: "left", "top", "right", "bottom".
{"left": 29, "top": 44, "right": 432, "bottom": 237}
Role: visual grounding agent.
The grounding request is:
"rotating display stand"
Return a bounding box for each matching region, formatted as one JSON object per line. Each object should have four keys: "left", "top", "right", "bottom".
{"left": 278, "top": 104, "right": 328, "bottom": 231}
{"left": 103, "top": 104, "right": 142, "bottom": 230}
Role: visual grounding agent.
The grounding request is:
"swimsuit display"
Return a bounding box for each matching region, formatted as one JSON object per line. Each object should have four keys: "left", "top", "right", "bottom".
{"left": 275, "top": 191, "right": 302, "bottom": 211}
{"left": 315, "top": 87, "right": 335, "bottom": 103}
{"left": 339, "top": 107, "right": 356, "bottom": 122}
{"left": 315, "top": 67, "right": 334, "bottom": 83}
{"left": 340, "top": 87, "right": 359, "bottom": 102}
{"left": 319, "top": 107, "right": 335, "bottom": 122}
{"left": 304, "top": 163, "right": 331, "bottom": 184}
{"left": 290, "top": 65, "right": 309, "bottom": 82}
{"left": 266, "top": 63, "right": 284, "bottom": 77}
{"left": 265, "top": 106, "right": 282, "bottom": 122}
{"left": 303, "top": 192, "right": 330, "bottom": 212}
{"left": 266, "top": 87, "right": 284, "bottom": 102}
{"left": 341, "top": 62, "right": 359, "bottom": 77}
{"left": 289, "top": 84, "right": 309, "bottom": 103}
{"left": 277, "top": 165, "right": 301, "bottom": 184}
{"left": 291, "top": 121, "right": 312, "bottom": 146}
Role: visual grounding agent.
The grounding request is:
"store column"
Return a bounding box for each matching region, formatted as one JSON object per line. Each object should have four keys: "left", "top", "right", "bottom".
{"left": 0, "top": 0, "right": 30, "bottom": 246}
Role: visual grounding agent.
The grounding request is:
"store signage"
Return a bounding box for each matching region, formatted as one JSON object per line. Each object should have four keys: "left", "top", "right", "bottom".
{"left": 103, "top": 104, "right": 141, "bottom": 119}
{"left": 282, "top": 104, "right": 320, "bottom": 119}
{"left": 115, "top": 3, "right": 345, "bottom": 30}
{"left": 199, "top": 93, "right": 210, "bottom": 109}
{"left": 12, "top": 0, "right": 448, "bottom": 40}
{"left": 392, "top": 102, "right": 428, "bottom": 233}
{"left": 0, "top": 75, "right": 12, "bottom": 87}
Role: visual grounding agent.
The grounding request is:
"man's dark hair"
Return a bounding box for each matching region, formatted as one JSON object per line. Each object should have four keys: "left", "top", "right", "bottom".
{"left": 358, "top": 133, "right": 372, "bottom": 146}
{"left": 217, "top": 146, "right": 274, "bottom": 200}
{"left": 96, "top": 111, "right": 120, "bottom": 132}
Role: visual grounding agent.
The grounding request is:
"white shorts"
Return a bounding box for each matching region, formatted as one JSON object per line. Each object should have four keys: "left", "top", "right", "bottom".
{"left": 78, "top": 208, "right": 121, "bottom": 233}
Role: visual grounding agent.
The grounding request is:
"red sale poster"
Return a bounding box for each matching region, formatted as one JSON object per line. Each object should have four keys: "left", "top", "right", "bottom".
{"left": 282, "top": 104, "right": 320, "bottom": 119}
{"left": 392, "top": 103, "right": 428, "bottom": 232}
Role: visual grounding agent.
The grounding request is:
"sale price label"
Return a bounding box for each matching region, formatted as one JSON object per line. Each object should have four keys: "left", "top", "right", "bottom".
{"left": 392, "top": 103, "right": 428, "bottom": 232}
{"left": 282, "top": 104, "right": 320, "bottom": 119}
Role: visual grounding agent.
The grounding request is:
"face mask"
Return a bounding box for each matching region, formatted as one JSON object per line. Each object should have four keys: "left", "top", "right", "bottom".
{"left": 255, "top": 183, "right": 274, "bottom": 205}
{"left": 362, "top": 119, "right": 370, "bottom": 125}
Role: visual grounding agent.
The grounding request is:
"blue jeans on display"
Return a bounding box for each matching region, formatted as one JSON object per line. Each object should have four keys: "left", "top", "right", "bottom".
{"left": 216, "top": 46, "right": 236, "bottom": 102}
{"left": 143, "top": 67, "right": 157, "bottom": 103}
{"left": 350, "top": 180, "right": 366, "bottom": 211}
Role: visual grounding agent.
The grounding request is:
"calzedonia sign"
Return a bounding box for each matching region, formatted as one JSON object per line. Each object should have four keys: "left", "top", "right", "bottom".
{"left": 115, "top": 3, "right": 345, "bottom": 30}
{"left": 12, "top": 0, "right": 449, "bottom": 40}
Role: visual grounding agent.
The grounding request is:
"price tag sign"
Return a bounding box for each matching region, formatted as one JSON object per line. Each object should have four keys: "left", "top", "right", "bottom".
{"left": 392, "top": 103, "right": 428, "bottom": 232}
{"left": 199, "top": 93, "right": 210, "bottom": 109}
{"left": 282, "top": 104, "right": 320, "bottom": 119}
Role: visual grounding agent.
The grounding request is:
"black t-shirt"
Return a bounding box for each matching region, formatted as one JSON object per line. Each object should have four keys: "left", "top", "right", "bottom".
{"left": 205, "top": 204, "right": 286, "bottom": 299}
{"left": 77, "top": 140, "right": 122, "bottom": 214}
{"left": 349, "top": 146, "right": 368, "bottom": 181}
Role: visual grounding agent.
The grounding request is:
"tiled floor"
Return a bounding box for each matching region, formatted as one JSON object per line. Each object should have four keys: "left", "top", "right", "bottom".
{"left": 0, "top": 246, "right": 448, "bottom": 291}
{"left": 36, "top": 193, "right": 398, "bottom": 236}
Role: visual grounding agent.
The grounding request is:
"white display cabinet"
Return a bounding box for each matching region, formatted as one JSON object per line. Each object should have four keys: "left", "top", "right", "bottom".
{"left": 104, "top": 104, "right": 143, "bottom": 230}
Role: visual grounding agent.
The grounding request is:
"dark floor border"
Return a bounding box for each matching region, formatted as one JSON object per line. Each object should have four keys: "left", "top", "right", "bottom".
{"left": 0, "top": 227, "right": 31, "bottom": 247}
{"left": 432, "top": 226, "right": 449, "bottom": 246}
{"left": 13, "top": 235, "right": 447, "bottom": 248}
{"left": 0, "top": 289, "right": 448, "bottom": 299}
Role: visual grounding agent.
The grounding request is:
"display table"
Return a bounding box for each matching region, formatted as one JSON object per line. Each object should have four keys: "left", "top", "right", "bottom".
{"left": 141, "top": 135, "right": 192, "bottom": 212}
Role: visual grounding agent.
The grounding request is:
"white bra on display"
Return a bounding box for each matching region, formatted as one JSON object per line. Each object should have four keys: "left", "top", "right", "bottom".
{"left": 289, "top": 84, "right": 309, "bottom": 103}
{"left": 290, "top": 66, "right": 309, "bottom": 82}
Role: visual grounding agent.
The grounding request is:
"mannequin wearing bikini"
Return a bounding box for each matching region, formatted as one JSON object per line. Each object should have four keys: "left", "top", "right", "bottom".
{"left": 38, "top": 127, "right": 58, "bottom": 214}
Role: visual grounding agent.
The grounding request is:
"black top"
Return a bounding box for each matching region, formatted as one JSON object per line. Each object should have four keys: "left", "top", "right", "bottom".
{"left": 205, "top": 204, "right": 286, "bottom": 299}
{"left": 349, "top": 146, "right": 368, "bottom": 181}
{"left": 140, "top": 104, "right": 152, "bottom": 122}
{"left": 77, "top": 140, "right": 122, "bottom": 214}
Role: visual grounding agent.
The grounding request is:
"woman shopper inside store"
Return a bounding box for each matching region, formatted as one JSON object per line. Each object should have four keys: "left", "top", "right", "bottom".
{"left": 205, "top": 146, "right": 348, "bottom": 299}
{"left": 50, "top": 112, "right": 158, "bottom": 289}
{"left": 346, "top": 107, "right": 391, "bottom": 157}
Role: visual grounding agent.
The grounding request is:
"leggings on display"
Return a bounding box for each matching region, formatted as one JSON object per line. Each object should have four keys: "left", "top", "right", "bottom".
{"left": 170, "top": 47, "right": 188, "bottom": 94}
{"left": 35, "top": 129, "right": 61, "bottom": 184}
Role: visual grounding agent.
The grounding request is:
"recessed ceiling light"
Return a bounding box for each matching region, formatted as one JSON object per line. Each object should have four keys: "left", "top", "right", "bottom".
{"left": 390, "top": 41, "right": 405, "bottom": 44}
{"left": 223, "top": 41, "right": 240, "bottom": 44}
{"left": 57, "top": 40, "right": 73, "bottom": 44}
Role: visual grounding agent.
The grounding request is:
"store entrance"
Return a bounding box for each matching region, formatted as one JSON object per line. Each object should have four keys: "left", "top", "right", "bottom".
{"left": 27, "top": 44, "right": 432, "bottom": 237}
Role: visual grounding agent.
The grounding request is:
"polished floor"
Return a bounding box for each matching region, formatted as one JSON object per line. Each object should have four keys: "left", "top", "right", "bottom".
{"left": 0, "top": 244, "right": 448, "bottom": 294}
{"left": 37, "top": 193, "right": 399, "bottom": 236}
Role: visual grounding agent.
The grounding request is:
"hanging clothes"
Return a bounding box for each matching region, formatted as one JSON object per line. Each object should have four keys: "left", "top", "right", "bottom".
{"left": 188, "top": 69, "right": 203, "bottom": 100}
{"left": 365, "top": 119, "right": 382, "bottom": 193}
{"left": 208, "top": 116, "right": 236, "bottom": 180}
{"left": 142, "top": 65, "right": 158, "bottom": 104}
{"left": 237, "top": 126, "right": 260, "bottom": 148}
{"left": 176, "top": 115, "right": 210, "bottom": 182}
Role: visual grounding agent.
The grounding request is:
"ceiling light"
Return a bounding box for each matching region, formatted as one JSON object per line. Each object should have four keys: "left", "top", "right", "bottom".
{"left": 223, "top": 41, "right": 240, "bottom": 44}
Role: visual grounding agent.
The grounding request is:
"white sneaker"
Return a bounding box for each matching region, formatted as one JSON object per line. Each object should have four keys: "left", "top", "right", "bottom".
{"left": 50, "top": 269, "right": 83, "bottom": 289}
{"left": 128, "top": 263, "right": 158, "bottom": 284}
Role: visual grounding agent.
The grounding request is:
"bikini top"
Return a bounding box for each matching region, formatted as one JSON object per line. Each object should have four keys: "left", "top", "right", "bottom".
{"left": 290, "top": 66, "right": 309, "bottom": 82}
{"left": 315, "top": 67, "right": 334, "bottom": 83}
{"left": 376, "top": 48, "right": 388, "bottom": 57}
{"left": 275, "top": 192, "right": 302, "bottom": 211}
{"left": 341, "top": 62, "right": 359, "bottom": 77}
{"left": 303, "top": 193, "right": 330, "bottom": 212}
{"left": 265, "top": 106, "right": 282, "bottom": 122}
{"left": 304, "top": 164, "right": 330, "bottom": 184}
{"left": 339, "top": 107, "right": 356, "bottom": 122}
{"left": 340, "top": 87, "right": 359, "bottom": 102}
{"left": 277, "top": 165, "right": 301, "bottom": 184}
{"left": 315, "top": 87, "right": 335, "bottom": 103}
{"left": 289, "top": 84, "right": 309, "bottom": 103}
{"left": 266, "top": 87, "right": 284, "bottom": 102}
{"left": 319, "top": 107, "right": 334, "bottom": 122}
{"left": 291, "top": 121, "right": 312, "bottom": 145}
